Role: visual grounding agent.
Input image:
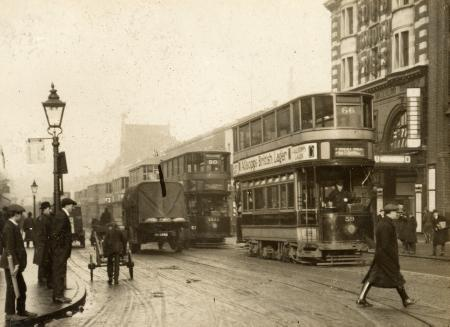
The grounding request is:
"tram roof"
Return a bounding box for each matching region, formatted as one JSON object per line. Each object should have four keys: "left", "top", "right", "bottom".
{"left": 231, "top": 91, "right": 373, "bottom": 128}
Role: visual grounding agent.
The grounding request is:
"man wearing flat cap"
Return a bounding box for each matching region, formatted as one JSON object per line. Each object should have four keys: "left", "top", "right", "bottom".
{"left": 51, "top": 198, "right": 76, "bottom": 304}
{"left": 357, "top": 203, "right": 416, "bottom": 308}
{"left": 33, "top": 201, "right": 52, "bottom": 286}
{"left": 0, "top": 204, "right": 37, "bottom": 320}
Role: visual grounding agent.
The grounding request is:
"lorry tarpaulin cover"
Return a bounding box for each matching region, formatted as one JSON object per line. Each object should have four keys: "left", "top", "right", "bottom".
{"left": 123, "top": 182, "right": 186, "bottom": 223}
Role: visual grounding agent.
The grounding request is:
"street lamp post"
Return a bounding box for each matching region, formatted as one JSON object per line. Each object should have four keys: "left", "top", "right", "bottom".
{"left": 42, "top": 83, "right": 66, "bottom": 212}
{"left": 31, "top": 180, "right": 38, "bottom": 219}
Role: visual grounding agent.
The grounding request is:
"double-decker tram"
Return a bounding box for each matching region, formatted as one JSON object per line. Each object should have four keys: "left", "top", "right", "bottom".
{"left": 161, "top": 151, "right": 232, "bottom": 245}
{"left": 233, "top": 92, "right": 375, "bottom": 265}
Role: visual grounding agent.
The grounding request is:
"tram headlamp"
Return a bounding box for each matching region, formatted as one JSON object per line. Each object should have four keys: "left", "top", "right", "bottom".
{"left": 345, "top": 223, "right": 357, "bottom": 235}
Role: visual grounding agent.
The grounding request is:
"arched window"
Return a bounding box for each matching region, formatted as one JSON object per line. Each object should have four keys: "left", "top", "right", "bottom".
{"left": 389, "top": 111, "right": 407, "bottom": 150}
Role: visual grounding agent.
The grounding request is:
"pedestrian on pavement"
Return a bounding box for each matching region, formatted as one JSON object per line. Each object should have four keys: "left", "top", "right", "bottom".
{"left": 0, "top": 204, "right": 37, "bottom": 321}
{"left": 422, "top": 208, "right": 433, "bottom": 244}
{"left": 103, "top": 222, "right": 127, "bottom": 285}
{"left": 33, "top": 201, "right": 52, "bottom": 285}
{"left": 395, "top": 205, "right": 408, "bottom": 254}
{"left": 356, "top": 203, "right": 416, "bottom": 308}
{"left": 51, "top": 198, "right": 76, "bottom": 304}
{"left": 404, "top": 215, "right": 417, "bottom": 254}
{"left": 431, "top": 209, "right": 448, "bottom": 256}
{"left": 23, "top": 212, "right": 34, "bottom": 248}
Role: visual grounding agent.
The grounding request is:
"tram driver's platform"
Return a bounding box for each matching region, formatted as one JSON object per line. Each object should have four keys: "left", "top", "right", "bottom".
{"left": 0, "top": 249, "right": 86, "bottom": 326}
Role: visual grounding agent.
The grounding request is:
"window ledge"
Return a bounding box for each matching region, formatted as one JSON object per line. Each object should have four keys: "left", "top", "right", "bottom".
{"left": 340, "top": 34, "right": 357, "bottom": 41}
{"left": 392, "top": 4, "right": 414, "bottom": 15}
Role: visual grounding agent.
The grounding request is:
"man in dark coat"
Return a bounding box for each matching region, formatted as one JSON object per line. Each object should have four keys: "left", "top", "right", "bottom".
{"left": 51, "top": 198, "right": 76, "bottom": 304}
{"left": 404, "top": 215, "right": 417, "bottom": 254}
{"left": 100, "top": 208, "right": 112, "bottom": 226}
{"left": 356, "top": 203, "right": 416, "bottom": 308}
{"left": 33, "top": 201, "right": 52, "bottom": 285}
{"left": 23, "top": 212, "right": 34, "bottom": 248}
{"left": 103, "top": 222, "right": 127, "bottom": 284}
{"left": 431, "top": 209, "right": 448, "bottom": 256}
{"left": 326, "top": 180, "right": 352, "bottom": 212}
{"left": 0, "top": 204, "right": 37, "bottom": 320}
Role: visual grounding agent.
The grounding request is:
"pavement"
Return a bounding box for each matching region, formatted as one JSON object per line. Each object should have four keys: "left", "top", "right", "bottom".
{"left": 0, "top": 248, "right": 86, "bottom": 326}
{"left": 396, "top": 233, "right": 450, "bottom": 261}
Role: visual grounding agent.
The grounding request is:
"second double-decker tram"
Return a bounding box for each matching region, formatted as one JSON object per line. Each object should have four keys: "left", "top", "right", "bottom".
{"left": 161, "top": 151, "right": 232, "bottom": 245}
{"left": 233, "top": 92, "right": 375, "bottom": 265}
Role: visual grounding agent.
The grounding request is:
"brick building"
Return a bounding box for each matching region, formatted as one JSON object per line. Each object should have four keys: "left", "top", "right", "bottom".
{"left": 324, "top": 0, "right": 450, "bottom": 229}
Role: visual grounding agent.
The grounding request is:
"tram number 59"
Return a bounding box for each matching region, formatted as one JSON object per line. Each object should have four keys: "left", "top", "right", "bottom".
{"left": 344, "top": 216, "right": 355, "bottom": 223}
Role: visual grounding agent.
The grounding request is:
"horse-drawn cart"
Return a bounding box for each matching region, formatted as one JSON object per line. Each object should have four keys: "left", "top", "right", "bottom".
{"left": 87, "top": 226, "right": 134, "bottom": 282}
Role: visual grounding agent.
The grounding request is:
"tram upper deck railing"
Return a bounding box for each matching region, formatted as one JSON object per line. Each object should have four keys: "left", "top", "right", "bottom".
{"left": 233, "top": 92, "right": 375, "bottom": 157}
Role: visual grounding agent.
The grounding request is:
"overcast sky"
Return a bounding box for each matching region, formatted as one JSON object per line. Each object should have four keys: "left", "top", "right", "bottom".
{"left": 0, "top": 0, "right": 331, "bottom": 204}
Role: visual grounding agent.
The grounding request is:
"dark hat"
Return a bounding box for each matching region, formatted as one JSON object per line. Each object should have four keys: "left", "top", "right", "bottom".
{"left": 336, "top": 180, "right": 344, "bottom": 186}
{"left": 384, "top": 203, "right": 399, "bottom": 212}
{"left": 7, "top": 204, "right": 25, "bottom": 213}
{"left": 61, "top": 198, "right": 77, "bottom": 207}
{"left": 40, "top": 201, "right": 51, "bottom": 210}
{"left": 432, "top": 209, "right": 439, "bottom": 214}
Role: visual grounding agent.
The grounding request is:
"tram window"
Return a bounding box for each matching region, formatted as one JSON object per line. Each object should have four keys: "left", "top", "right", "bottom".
{"left": 186, "top": 154, "right": 192, "bottom": 173}
{"left": 267, "top": 185, "right": 279, "bottom": 208}
{"left": 239, "top": 123, "right": 250, "bottom": 149}
{"left": 173, "top": 158, "right": 178, "bottom": 176}
{"left": 336, "top": 105, "right": 363, "bottom": 127}
{"left": 250, "top": 118, "right": 262, "bottom": 145}
{"left": 287, "top": 183, "right": 295, "bottom": 208}
{"left": 277, "top": 106, "right": 290, "bottom": 137}
{"left": 168, "top": 160, "right": 173, "bottom": 177}
{"left": 293, "top": 101, "right": 300, "bottom": 131}
{"left": 192, "top": 153, "right": 203, "bottom": 172}
{"left": 263, "top": 112, "right": 276, "bottom": 141}
{"left": 179, "top": 156, "right": 184, "bottom": 174}
{"left": 247, "top": 189, "right": 254, "bottom": 210}
{"left": 315, "top": 96, "right": 334, "bottom": 127}
{"left": 223, "top": 153, "right": 229, "bottom": 172}
{"left": 254, "top": 188, "right": 265, "bottom": 210}
{"left": 363, "top": 96, "right": 372, "bottom": 128}
{"left": 162, "top": 163, "right": 168, "bottom": 179}
{"left": 243, "top": 190, "right": 248, "bottom": 211}
{"left": 300, "top": 97, "right": 313, "bottom": 129}
{"left": 280, "top": 184, "right": 287, "bottom": 208}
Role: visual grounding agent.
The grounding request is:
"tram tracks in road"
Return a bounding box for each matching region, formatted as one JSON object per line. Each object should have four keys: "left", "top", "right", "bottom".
{"left": 162, "top": 251, "right": 446, "bottom": 326}
{"left": 131, "top": 255, "right": 295, "bottom": 327}
{"left": 308, "top": 280, "right": 436, "bottom": 327}
{"left": 67, "top": 250, "right": 163, "bottom": 327}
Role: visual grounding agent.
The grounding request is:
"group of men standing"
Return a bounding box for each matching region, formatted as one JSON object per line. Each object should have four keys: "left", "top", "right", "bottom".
{"left": 0, "top": 198, "right": 77, "bottom": 321}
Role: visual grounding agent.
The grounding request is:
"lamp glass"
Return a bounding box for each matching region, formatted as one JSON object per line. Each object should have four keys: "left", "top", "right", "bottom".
{"left": 31, "top": 181, "right": 38, "bottom": 194}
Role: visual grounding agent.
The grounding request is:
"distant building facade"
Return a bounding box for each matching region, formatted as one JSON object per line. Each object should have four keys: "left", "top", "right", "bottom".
{"left": 325, "top": 0, "right": 450, "bottom": 229}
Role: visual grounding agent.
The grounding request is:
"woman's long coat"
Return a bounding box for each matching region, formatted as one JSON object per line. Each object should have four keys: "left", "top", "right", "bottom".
{"left": 363, "top": 217, "right": 405, "bottom": 288}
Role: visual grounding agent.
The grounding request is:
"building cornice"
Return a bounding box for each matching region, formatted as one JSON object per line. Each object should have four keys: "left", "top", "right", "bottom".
{"left": 351, "top": 65, "right": 428, "bottom": 93}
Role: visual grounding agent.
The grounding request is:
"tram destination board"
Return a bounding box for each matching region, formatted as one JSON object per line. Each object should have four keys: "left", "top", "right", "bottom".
{"left": 332, "top": 141, "right": 367, "bottom": 158}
